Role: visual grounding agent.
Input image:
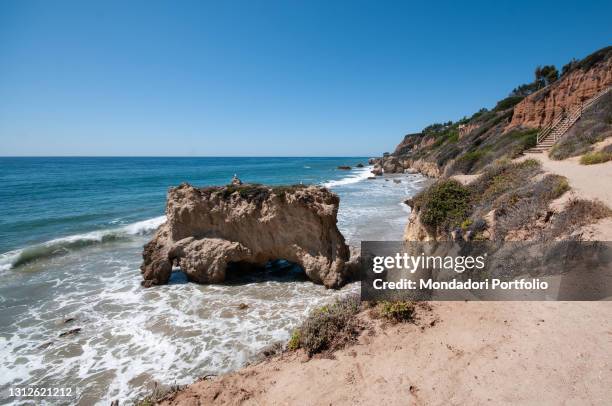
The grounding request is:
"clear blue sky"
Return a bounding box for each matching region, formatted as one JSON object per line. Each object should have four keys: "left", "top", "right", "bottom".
{"left": 1, "top": 0, "right": 611, "bottom": 156}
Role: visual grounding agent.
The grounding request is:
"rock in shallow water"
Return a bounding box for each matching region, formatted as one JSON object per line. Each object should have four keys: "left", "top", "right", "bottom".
{"left": 141, "top": 183, "right": 352, "bottom": 288}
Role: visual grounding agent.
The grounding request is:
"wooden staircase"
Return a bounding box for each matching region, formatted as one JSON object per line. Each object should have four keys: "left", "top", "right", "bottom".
{"left": 524, "top": 86, "right": 612, "bottom": 154}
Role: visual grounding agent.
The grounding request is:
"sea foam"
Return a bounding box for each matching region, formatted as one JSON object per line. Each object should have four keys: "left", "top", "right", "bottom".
{"left": 322, "top": 166, "right": 373, "bottom": 188}
{"left": 0, "top": 216, "right": 166, "bottom": 271}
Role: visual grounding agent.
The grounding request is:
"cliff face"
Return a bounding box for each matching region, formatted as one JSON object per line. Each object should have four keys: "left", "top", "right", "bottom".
{"left": 509, "top": 54, "right": 612, "bottom": 129}
{"left": 141, "top": 183, "right": 351, "bottom": 288}
{"left": 403, "top": 207, "right": 436, "bottom": 241}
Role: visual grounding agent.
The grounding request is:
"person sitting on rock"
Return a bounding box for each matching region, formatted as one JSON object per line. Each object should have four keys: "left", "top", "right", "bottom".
{"left": 231, "top": 174, "right": 243, "bottom": 186}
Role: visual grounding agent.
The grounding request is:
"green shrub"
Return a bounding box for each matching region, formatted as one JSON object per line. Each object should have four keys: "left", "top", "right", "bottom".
{"left": 378, "top": 301, "right": 415, "bottom": 322}
{"left": 571, "top": 46, "right": 612, "bottom": 73}
{"left": 287, "top": 330, "right": 301, "bottom": 351}
{"left": 471, "top": 160, "right": 539, "bottom": 204}
{"left": 460, "top": 219, "right": 473, "bottom": 230}
{"left": 580, "top": 150, "right": 612, "bottom": 165}
{"left": 218, "top": 184, "right": 269, "bottom": 202}
{"left": 507, "top": 128, "right": 538, "bottom": 155}
{"left": 291, "top": 295, "right": 361, "bottom": 356}
{"left": 452, "top": 150, "right": 487, "bottom": 174}
{"left": 411, "top": 180, "right": 471, "bottom": 233}
{"left": 494, "top": 96, "right": 524, "bottom": 111}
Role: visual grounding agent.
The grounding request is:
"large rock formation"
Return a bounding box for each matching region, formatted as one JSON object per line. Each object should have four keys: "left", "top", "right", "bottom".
{"left": 508, "top": 48, "right": 612, "bottom": 129}
{"left": 141, "top": 183, "right": 351, "bottom": 289}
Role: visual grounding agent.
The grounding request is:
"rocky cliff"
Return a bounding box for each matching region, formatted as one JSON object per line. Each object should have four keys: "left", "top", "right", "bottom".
{"left": 141, "top": 183, "right": 351, "bottom": 288}
{"left": 509, "top": 47, "right": 612, "bottom": 129}
{"left": 373, "top": 47, "right": 612, "bottom": 180}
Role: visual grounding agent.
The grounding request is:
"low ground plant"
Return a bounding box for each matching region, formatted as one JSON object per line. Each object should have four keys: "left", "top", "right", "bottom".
{"left": 287, "top": 295, "right": 361, "bottom": 356}
{"left": 580, "top": 147, "right": 612, "bottom": 165}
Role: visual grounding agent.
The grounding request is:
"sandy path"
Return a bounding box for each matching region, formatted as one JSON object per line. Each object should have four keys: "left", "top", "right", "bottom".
{"left": 161, "top": 302, "right": 612, "bottom": 406}
{"left": 520, "top": 143, "right": 612, "bottom": 204}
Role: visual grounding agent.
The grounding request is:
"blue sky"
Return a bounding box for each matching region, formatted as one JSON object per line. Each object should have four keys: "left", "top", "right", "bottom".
{"left": 1, "top": 1, "right": 611, "bottom": 156}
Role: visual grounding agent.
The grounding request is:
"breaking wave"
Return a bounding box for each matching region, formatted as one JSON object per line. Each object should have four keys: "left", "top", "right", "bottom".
{"left": 0, "top": 216, "right": 166, "bottom": 271}
{"left": 322, "top": 166, "right": 373, "bottom": 188}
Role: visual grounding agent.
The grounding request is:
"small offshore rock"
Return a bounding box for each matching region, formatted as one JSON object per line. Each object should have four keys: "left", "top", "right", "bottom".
{"left": 59, "top": 328, "right": 81, "bottom": 338}
{"left": 356, "top": 163, "right": 364, "bottom": 168}
{"left": 238, "top": 303, "right": 249, "bottom": 310}
{"left": 337, "top": 166, "right": 351, "bottom": 170}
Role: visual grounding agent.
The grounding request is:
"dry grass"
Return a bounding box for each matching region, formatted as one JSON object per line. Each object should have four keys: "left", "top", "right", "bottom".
{"left": 134, "top": 382, "right": 184, "bottom": 406}
{"left": 550, "top": 199, "right": 612, "bottom": 237}
{"left": 580, "top": 149, "right": 612, "bottom": 165}
{"left": 549, "top": 92, "right": 612, "bottom": 160}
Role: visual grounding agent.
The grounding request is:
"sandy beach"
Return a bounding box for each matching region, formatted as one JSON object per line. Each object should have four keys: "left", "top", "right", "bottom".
{"left": 161, "top": 301, "right": 612, "bottom": 405}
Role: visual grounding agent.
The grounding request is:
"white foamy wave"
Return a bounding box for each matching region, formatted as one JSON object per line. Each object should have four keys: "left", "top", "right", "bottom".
{"left": 0, "top": 216, "right": 166, "bottom": 271}
{"left": 322, "top": 166, "right": 373, "bottom": 188}
{"left": 122, "top": 216, "right": 166, "bottom": 235}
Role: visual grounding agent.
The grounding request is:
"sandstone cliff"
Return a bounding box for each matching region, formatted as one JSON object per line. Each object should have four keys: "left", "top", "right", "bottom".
{"left": 141, "top": 183, "right": 351, "bottom": 288}
{"left": 374, "top": 47, "right": 612, "bottom": 181}
{"left": 509, "top": 47, "right": 612, "bottom": 129}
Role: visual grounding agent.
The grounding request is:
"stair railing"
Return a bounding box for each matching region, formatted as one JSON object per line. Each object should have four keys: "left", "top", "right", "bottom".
{"left": 537, "top": 113, "right": 565, "bottom": 143}
{"left": 535, "top": 85, "right": 611, "bottom": 145}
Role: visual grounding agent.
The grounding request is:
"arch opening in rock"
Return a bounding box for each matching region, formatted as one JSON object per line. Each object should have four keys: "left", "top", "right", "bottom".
{"left": 224, "top": 259, "right": 309, "bottom": 285}
{"left": 168, "top": 269, "right": 189, "bottom": 285}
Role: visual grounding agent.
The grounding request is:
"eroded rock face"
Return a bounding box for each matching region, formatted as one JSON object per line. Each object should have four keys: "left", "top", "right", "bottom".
{"left": 403, "top": 159, "right": 441, "bottom": 178}
{"left": 403, "top": 208, "right": 436, "bottom": 241}
{"left": 508, "top": 56, "right": 612, "bottom": 129}
{"left": 382, "top": 156, "right": 403, "bottom": 173}
{"left": 141, "top": 183, "right": 351, "bottom": 288}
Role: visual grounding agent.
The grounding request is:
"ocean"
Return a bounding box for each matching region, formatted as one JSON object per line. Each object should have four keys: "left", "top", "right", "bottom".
{"left": 0, "top": 157, "right": 427, "bottom": 404}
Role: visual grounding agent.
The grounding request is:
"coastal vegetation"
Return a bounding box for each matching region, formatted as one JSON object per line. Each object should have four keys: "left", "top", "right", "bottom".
{"left": 135, "top": 383, "right": 184, "bottom": 406}
{"left": 286, "top": 296, "right": 419, "bottom": 355}
{"left": 287, "top": 295, "right": 361, "bottom": 356}
{"left": 376, "top": 300, "right": 416, "bottom": 322}
{"left": 407, "top": 158, "right": 579, "bottom": 240}
{"left": 409, "top": 179, "right": 471, "bottom": 234}
{"left": 548, "top": 198, "right": 611, "bottom": 236}
{"left": 201, "top": 183, "right": 311, "bottom": 204}
{"left": 579, "top": 145, "right": 612, "bottom": 165}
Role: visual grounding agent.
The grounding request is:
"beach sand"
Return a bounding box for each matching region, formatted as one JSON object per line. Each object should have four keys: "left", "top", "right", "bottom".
{"left": 161, "top": 301, "right": 612, "bottom": 405}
